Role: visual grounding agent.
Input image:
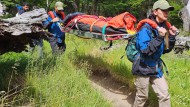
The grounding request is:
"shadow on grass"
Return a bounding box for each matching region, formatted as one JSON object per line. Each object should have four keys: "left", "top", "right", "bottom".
{"left": 0, "top": 52, "right": 28, "bottom": 91}
{"left": 69, "top": 50, "right": 136, "bottom": 105}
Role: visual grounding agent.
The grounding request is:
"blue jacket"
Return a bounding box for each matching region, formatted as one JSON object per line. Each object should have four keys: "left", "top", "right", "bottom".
{"left": 133, "top": 22, "right": 176, "bottom": 77}
{"left": 16, "top": 5, "right": 25, "bottom": 15}
{"left": 43, "top": 11, "right": 65, "bottom": 43}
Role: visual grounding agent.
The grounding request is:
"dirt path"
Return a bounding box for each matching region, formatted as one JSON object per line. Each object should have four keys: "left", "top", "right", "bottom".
{"left": 90, "top": 72, "right": 135, "bottom": 107}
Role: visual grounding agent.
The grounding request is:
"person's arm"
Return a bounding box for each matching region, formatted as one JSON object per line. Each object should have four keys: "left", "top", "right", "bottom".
{"left": 43, "top": 15, "right": 60, "bottom": 29}
{"left": 137, "top": 27, "right": 165, "bottom": 56}
{"left": 16, "top": 4, "right": 20, "bottom": 10}
{"left": 42, "top": 16, "right": 53, "bottom": 29}
{"left": 16, "top": 5, "right": 23, "bottom": 14}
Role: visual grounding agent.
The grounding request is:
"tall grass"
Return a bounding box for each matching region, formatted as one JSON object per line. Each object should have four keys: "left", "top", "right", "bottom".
{"left": 25, "top": 56, "right": 111, "bottom": 107}
{"left": 0, "top": 41, "right": 111, "bottom": 107}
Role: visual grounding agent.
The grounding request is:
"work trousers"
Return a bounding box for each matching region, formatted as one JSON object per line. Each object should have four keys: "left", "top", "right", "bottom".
{"left": 49, "top": 36, "right": 66, "bottom": 54}
{"left": 133, "top": 76, "right": 170, "bottom": 107}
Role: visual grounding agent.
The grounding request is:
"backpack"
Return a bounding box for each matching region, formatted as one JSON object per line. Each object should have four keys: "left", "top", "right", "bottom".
{"left": 125, "top": 19, "right": 171, "bottom": 62}
{"left": 125, "top": 26, "right": 152, "bottom": 62}
{"left": 126, "top": 35, "right": 139, "bottom": 62}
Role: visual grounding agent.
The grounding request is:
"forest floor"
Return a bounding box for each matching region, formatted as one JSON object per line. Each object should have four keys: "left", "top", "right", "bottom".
{"left": 90, "top": 71, "right": 135, "bottom": 107}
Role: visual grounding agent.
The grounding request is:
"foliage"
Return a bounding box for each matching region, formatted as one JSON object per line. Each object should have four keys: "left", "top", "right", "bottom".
{"left": 0, "top": 0, "right": 184, "bottom": 19}
{"left": 0, "top": 0, "right": 185, "bottom": 28}
{"left": 169, "top": 1, "right": 184, "bottom": 28}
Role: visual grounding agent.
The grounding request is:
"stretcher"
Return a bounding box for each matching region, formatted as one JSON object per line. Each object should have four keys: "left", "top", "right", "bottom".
{"left": 62, "top": 12, "right": 136, "bottom": 41}
{"left": 67, "top": 28, "right": 134, "bottom": 41}
{"left": 64, "top": 28, "right": 134, "bottom": 50}
{"left": 61, "top": 12, "right": 137, "bottom": 50}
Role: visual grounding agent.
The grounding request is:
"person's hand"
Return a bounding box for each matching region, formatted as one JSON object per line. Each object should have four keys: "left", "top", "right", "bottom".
{"left": 51, "top": 17, "right": 60, "bottom": 22}
{"left": 158, "top": 27, "right": 167, "bottom": 37}
{"left": 169, "top": 26, "right": 179, "bottom": 36}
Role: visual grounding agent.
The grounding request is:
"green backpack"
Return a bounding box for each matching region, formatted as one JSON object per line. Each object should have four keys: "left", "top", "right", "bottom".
{"left": 125, "top": 25, "right": 153, "bottom": 62}
{"left": 125, "top": 35, "right": 139, "bottom": 62}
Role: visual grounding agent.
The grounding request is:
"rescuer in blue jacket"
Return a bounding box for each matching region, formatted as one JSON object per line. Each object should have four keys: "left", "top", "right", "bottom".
{"left": 43, "top": 1, "right": 66, "bottom": 54}
{"left": 16, "top": 2, "right": 29, "bottom": 16}
{"left": 133, "top": 0, "right": 178, "bottom": 107}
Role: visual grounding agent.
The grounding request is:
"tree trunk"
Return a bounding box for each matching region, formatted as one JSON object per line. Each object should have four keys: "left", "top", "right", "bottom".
{"left": 181, "top": 0, "right": 190, "bottom": 32}
{"left": 183, "top": 0, "right": 189, "bottom": 5}
{"left": 0, "top": 2, "right": 6, "bottom": 16}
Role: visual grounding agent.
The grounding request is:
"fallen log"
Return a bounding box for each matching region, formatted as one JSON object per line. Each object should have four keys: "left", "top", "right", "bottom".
{"left": 174, "top": 36, "right": 190, "bottom": 54}
{"left": 0, "top": 8, "right": 52, "bottom": 55}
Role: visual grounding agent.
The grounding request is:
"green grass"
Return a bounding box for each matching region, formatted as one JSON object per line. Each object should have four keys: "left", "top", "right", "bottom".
{"left": 0, "top": 34, "right": 190, "bottom": 107}
{"left": 163, "top": 52, "right": 190, "bottom": 107}
{"left": 24, "top": 56, "right": 111, "bottom": 107}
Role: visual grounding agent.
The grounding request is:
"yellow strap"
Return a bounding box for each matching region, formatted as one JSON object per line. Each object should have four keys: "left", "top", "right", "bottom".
{"left": 90, "top": 19, "right": 100, "bottom": 32}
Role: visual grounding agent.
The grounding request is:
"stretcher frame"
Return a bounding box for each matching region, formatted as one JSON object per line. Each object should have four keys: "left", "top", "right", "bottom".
{"left": 66, "top": 29, "right": 135, "bottom": 50}
{"left": 67, "top": 29, "right": 134, "bottom": 41}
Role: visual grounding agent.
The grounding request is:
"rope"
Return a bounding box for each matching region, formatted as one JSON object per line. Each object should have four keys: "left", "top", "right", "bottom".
{"left": 62, "top": 15, "right": 99, "bottom": 32}
{"left": 90, "top": 19, "right": 99, "bottom": 32}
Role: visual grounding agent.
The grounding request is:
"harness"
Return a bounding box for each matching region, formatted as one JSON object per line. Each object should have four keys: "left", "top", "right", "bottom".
{"left": 48, "top": 11, "right": 65, "bottom": 20}
{"left": 48, "top": 11, "right": 66, "bottom": 31}
{"left": 137, "top": 19, "right": 171, "bottom": 50}
{"left": 63, "top": 15, "right": 101, "bottom": 32}
{"left": 137, "top": 19, "right": 171, "bottom": 31}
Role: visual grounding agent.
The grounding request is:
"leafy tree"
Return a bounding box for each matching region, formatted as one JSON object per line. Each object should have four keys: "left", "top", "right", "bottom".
{"left": 169, "top": 1, "right": 183, "bottom": 28}
{"left": 0, "top": 0, "right": 185, "bottom": 28}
